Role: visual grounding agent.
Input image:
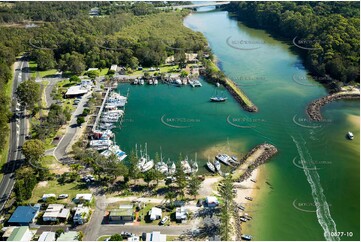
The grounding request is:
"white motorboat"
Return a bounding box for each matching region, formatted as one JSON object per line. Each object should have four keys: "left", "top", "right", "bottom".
{"left": 347, "top": 131, "right": 354, "bottom": 140}
{"left": 139, "top": 79, "right": 145, "bottom": 85}
{"left": 153, "top": 79, "right": 158, "bottom": 85}
{"left": 214, "top": 159, "right": 221, "bottom": 171}
{"left": 216, "top": 154, "right": 232, "bottom": 166}
{"left": 207, "top": 161, "right": 216, "bottom": 173}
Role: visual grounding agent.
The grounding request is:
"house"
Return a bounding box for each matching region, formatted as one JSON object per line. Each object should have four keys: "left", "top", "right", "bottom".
{"left": 87, "top": 68, "right": 99, "bottom": 72}
{"left": 38, "top": 232, "right": 56, "bottom": 242}
{"left": 2, "top": 227, "right": 18, "bottom": 240}
{"left": 142, "top": 231, "right": 166, "bottom": 242}
{"left": 6, "top": 226, "right": 33, "bottom": 241}
{"left": 127, "top": 236, "right": 139, "bottom": 242}
{"left": 205, "top": 196, "right": 219, "bottom": 207}
{"left": 56, "top": 231, "right": 79, "bottom": 241}
{"left": 175, "top": 206, "right": 187, "bottom": 221}
{"left": 8, "top": 206, "right": 40, "bottom": 226}
{"left": 109, "top": 205, "right": 134, "bottom": 222}
{"left": 42, "top": 194, "right": 56, "bottom": 201}
{"left": 74, "top": 194, "right": 93, "bottom": 203}
{"left": 42, "top": 204, "right": 70, "bottom": 222}
{"left": 65, "top": 85, "right": 90, "bottom": 97}
{"left": 148, "top": 207, "right": 162, "bottom": 221}
{"left": 73, "top": 205, "right": 90, "bottom": 225}
{"left": 110, "top": 65, "right": 118, "bottom": 72}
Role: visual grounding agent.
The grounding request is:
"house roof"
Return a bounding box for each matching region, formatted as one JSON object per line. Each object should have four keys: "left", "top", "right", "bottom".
{"left": 148, "top": 207, "right": 162, "bottom": 220}
{"left": 7, "top": 226, "right": 29, "bottom": 241}
{"left": 43, "top": 204, "right": 70, "bottom": 219}
{"left": 65, "top": 85, "right": 88, "bottom": 96}
{"left": 75, "top": 194, "right": 93, "bottom": 201}
{"left": 206, "top": 196, "right": 219, "bottom": 204}
{"left": 109, "top": 207, "right": 134, "bottom": 217}
{"left": 57, "top": 231, "right": 78, "bottom": 241}
{"left": 146, "top": 231, "right": 166, "bottom": 242}
{"left": 38, "top": 232, "right": 56, "bottom": 242}
{"left": 8, "top": 206, "right": 39, "bottom": 224}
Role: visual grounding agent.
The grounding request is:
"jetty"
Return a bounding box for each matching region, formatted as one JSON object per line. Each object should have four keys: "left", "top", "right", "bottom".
{"left": 232, "top": 143, "right": 278, "bottom": 182}
{"left": 92, "top": 87, "right": 111, "bottom": 132}
{"left": 307, "top": 90, "right": 360, "bottom": 121}
{"left": 200, "top": 59, "right": 258, "bottom": 112}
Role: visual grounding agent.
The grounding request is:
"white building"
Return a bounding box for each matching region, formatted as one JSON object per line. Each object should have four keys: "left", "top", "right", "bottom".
{"left": 175, "top": 206, "right": 187, "bottom": 221}
{"left": 73, "top": 205, "right": 90, "bottom": 225}
{"left": 43, "top": 204, "right": 70, "bottom": 222}
{"left": 42, "top": 194, "right": 56, "bottom": 202}
{"left": 6, "top": 226, "right": 33, "bottom": 242}
{"left": 110, "top": 65, "right": 118, "bottom": 72}
{"left": 148, "top": 207, "right": 162, "bottom": 221}
{"left": 38, "top": 232, "right": 56, "bottom": 242}
{"left": 142, "top": 231, "right": 166, "bottom": 242}
{"left": 74, "top": 194, "right": 93, "bottom": 203}
{"left": 206, "top": 196, "right": 219, "bottom": 207}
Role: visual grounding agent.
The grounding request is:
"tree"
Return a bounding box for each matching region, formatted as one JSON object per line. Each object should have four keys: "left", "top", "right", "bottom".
{"left": 69, "top": 75, "right": 81, "bottom": 84}
{"left": 128, "top": 150, "right": 141, "bottom": 182}
{"left": 187, "top": 175, "right": 201, "bottom": 199}
{"left": 77, "top": 116, "right": 85, "bottom": 125}
{"left": 218, "top": 176, "right": 235, "bottom": 240}
{"left": 32, "top": 49, "right": 56, "bottom": 71}
{"left": 16, "top": 79, "right": 41, "bottom": 108}
{"left": 143, "top": 169, "right": 155, "bottom": 187}
{"left": 165, "top": 190, "right": 176, "bottom": 206}
{"left": 55, "top": 229, "right": 64, "bottom": 239}
{"left": 180, "top": 70, "right": 189, "bottom": 78}
{"left": 175, "top": 161, "right": 187, "bottom": 198}
{"left": 109, "top": 234, "right": 123, "bottom": 241}
{"left": 22, "top": 139, "right": 45, "bottom": 165}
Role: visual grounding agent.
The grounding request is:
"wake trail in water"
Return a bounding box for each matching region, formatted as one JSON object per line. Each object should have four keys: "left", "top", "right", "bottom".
{"left": 291, "top": 135, "right": 340, "bottom": 241}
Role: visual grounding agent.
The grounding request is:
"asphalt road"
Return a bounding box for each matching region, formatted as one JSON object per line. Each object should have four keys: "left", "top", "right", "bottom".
{"left": 53, "top": 92, "right": 91, "bottom": 161}
{"left": 0, "top": 58, "right": 29, "bottom": 212}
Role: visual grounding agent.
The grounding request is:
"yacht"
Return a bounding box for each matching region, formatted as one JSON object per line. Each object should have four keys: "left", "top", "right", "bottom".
{"left": 140, "top": 159, "right": 154, "bottom": 172}
{"left": 153, "top": 79, "right": 158, "bottom": 85}
{"left": 216, "top": 154, "right": 232, "bottom": 166}
{"left": 181, "top": 157, "right": 192, "bottom": 174}
{"left": 191, "top": 161, "right": 198, "bottom": 173}
{"left": 347, "top": 131, "right": 354, "bottom": 140}
{"left": 241, "top": 234, "right": 252, "bottom": 241}
{"left": 206, "top": 160, "right": 216, "bottom": 173}
{"left": 132, "top": 79, "right": 139, "bottom": 85}
{"left": 168, "top": 161, "right": 176, "bottom": 175}
{"left": 210, "top": 96, "right": 227, "bottom": 102}
{"left": 213, "top": 159, "right": 221, "bottom": 171}
{"left": 155, "top": 161, "right": 168, "bottom": 174}
{"left": 190, "top": 80, "right": 202, "bottom": 87}
{"left": 139, "top": 79, "right": 145, "bottom": 85}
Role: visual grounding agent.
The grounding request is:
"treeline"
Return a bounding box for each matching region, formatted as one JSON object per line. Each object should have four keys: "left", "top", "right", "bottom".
{"left": 227, "top": 1, "right": 360, "bottom": 87}
{"left": 0, "top": 1, "right": 107, "bottom": 23}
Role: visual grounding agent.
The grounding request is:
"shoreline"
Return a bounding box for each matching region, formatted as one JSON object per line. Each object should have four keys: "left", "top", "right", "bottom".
{"left": 306, "top": 91, "right": 360, "bottom": 121}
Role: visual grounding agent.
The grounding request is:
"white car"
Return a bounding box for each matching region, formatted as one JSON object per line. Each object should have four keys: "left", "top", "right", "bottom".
{"left": 160, "top": 216, "right": 169, "bottom": 225}
{"left": 58, "top": 194, "right": 69, "bottom": 199}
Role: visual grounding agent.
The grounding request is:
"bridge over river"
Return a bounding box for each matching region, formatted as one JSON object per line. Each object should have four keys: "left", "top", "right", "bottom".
{"left": 158, "top": 1, "right": 230, "bottom": 10}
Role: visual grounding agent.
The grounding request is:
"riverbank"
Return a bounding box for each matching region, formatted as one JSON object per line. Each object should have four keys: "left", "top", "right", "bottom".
{"left": 200, "top": 59, "right": 258, "bottom": 112}
{"left": 307, "top": 90, "right": 360, "bottom": 121}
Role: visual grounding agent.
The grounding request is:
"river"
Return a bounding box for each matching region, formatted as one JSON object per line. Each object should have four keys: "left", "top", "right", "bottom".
{"left": 114, "top": 5, "right": 360, "bottom": 241}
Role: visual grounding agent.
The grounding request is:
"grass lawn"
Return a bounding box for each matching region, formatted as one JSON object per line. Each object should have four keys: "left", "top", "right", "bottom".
{"left": 97, "top": 235, "right": 111, "bottom": 241}
{"left": 26, "top": 179, "right": 90, "bottom": 204}
{"left": 99, "top": 68, "right": 109, "bottom": 76}
{"left": 0, "top": 64, "right": 14, "bottom": 181}
{"left": 129, "top": 64, "right": 180, "bottom": 76}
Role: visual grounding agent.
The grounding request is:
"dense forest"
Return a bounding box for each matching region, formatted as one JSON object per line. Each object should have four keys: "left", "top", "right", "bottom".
{"left": 0, "top": 1, "right": 206, "bottom": 156}
{"left": 227, "top": 1, "right": 360, "bottom": 88}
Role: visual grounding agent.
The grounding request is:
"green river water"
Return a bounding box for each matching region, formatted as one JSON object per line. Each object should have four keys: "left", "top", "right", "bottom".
{"left": 115, "top": 6, "right": 360, "bottom": 241}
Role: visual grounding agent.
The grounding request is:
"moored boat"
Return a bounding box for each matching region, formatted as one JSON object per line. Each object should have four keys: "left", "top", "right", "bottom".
{"left": 206, "top": 160, "right": 216, "bottom": 173}
{"left": 213, "top": 159, "right": 221, "bottom": 171}
{"left": 347, "top": 131, "right": 354, "bottom": 140}
{"left": 216, "top": 154, "right": 232, "bottom": 166}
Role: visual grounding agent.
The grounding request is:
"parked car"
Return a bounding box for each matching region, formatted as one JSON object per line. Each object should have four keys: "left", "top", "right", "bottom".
{"left": 58, "top": 194, "right": 69, "bottom": 199}
{"left": 74, "top": 99, "right": 80, "bottom": 105}
{"left": 120, "top": 232, "right": 135, "bottom": 238}
{"left": 159, "top": 216, "right": 169, "bottom": 225}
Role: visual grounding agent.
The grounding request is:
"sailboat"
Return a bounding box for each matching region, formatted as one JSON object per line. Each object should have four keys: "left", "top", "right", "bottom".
{"left": 191, "top": 153, "right": 199, "bottom": 173}
{"left": 137, "top": 143, "right": 154, "bottom": 172}
{"left": 206, "top": 156, "right": 216, "bottom": 173}
{"left": 168, "top": 160, "right": 176, "bottom": 175}
{"left": 213, "top": 159, "right": 221, "bottom": 171}
{"left": 181, "top": 156, "right": 192, "bottom": 174}
{"left": 155, "top": 149, "right": 168, "bottom": 174}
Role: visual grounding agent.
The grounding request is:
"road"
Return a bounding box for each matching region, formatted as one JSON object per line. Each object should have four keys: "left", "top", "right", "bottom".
{"left": 53, "top": 92, "right": 92, "bottom": 161}
{"left": 0, "top": 58, "right": 29, "bottom": 212}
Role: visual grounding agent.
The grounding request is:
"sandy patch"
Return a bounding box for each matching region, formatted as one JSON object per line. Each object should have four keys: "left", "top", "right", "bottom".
{"left": 38, "top": 181, "right": 48, "bottom": 188}
{"left": 347, "top": 114, "right": 360, "bottom": 129}
{"left": 199, "top": 176, "right": 223, "bottom": 197}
